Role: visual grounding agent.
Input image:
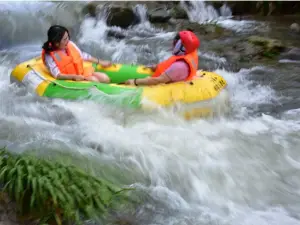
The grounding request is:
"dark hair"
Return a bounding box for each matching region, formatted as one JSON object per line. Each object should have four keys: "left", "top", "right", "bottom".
{"left": 42, "top": 25, "right": 70, "bottom": 53}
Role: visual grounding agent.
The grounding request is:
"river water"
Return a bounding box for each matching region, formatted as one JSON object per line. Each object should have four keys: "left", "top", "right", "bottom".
{"left": 0, "top": 1, "right": 300, "bottom": 225}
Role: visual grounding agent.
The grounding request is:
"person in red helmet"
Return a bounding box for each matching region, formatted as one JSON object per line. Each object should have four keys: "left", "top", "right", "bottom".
{"left": 125, "top": 29, "right": 200, "bottom": 86}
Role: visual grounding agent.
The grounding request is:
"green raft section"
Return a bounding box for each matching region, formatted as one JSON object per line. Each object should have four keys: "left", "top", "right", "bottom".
{"left": 92, "top": 63, "right": 153, "bottom": 83}
{"left": 42, "top": 63, "right": 153, "bottom": 109}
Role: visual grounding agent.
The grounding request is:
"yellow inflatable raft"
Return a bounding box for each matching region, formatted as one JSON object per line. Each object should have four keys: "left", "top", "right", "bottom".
{"left": 10, "top": 57, "right": 230, "bottom": 120}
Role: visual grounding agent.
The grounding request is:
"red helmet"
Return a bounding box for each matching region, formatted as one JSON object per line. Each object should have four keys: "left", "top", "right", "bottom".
{"left": 177, "top": 30, "right": 200, "bottom": 54}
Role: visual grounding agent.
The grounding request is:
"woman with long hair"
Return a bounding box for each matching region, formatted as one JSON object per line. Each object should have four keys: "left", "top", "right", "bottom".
{"left": 42, "top": 25, "right": 111, "bottom": 83}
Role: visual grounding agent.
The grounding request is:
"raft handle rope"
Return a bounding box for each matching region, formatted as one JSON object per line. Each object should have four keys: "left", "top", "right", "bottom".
{"left": 26, "top": 64, "right": 105, "bottom": 91}
{"left": 25, "top": 64, "right": 140, "bottom": 102}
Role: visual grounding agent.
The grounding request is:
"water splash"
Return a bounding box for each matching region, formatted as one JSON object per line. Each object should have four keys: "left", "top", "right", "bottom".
{"left": 0, "top": 2, "right": 300, "bottom": 225}
{"left": 180, "top": 0, "right": 268, "bottom": 33}
{"left": 180, "top": 0, "right": 220, "bottom": 24}
{"left": 219, "top": 4, "right": 232, "bottom": 17}
{"left": 134, "top": 4, "right": 148, "bottom": 24}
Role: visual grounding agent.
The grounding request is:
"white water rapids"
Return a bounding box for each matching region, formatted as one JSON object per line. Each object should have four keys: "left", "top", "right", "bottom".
{"left": 0, "top": 1, "right": 300, "bottom": 225}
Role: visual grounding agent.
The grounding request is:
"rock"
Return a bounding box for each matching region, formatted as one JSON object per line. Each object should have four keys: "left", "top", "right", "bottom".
{"left": 152, "top": 19, "right": 233, "bottom": 40}
{"left": 178, "top": 21, "right": 233, "bottom": 39}
{"left": 106, "top": 6, "right": 140, "bottom": 29}
{"left": 236, "top": 42, "right": 264, "bottom": 61}
{"left": 106, "top": 30, "right": 126, "bottom": 39}
{"left": 274, "top": 1, "right": 300, "bottom": 15}
{"left": 290, "top": 23, "right": 300, "bottom": 33}
{"left": 181, "top": 1, "right": 194, "bottom": 11}
{"left": 156, "top": 1, "right": 180, "bottom": 7}
{"left": 248, "top": 36, "right": 285, "bottom": 57}
{"left": 224, "top": 1, "right": 258, "bottom": 15}
{"left": 169, "top": 4, "right": 188, "bottom": 19}
{"left": 280, "top": 48, "right": 300, "bottom": 61}
{"left": 207, "top": 1, "right": 225, "bottom": 10}
{"left": 82, "top": 1, "right": 104, "bottom": 17}
{"left": 222, "top": 1, "right": 300, "bottom": 15}
{"left": 82, "top": 2, "right": 140, "bottom": 28}
{"left": 212, "top": 35, "right": 289, "bottom": 66}
{"left": 217, "top": 40, "right": 264, "bottom": 64}
{"left": 148, "top": 8, "right": 171, "bottom": 23}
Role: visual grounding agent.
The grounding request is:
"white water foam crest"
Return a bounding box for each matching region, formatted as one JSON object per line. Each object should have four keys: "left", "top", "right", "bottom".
{"left": 216, "top": 19, "right": 270, "bottom": 33}
{"left": 230, "top": 207, "right": 300, "bottom": 225}
{"left": 1, "top": 3, "right": 300, "bottom": 224}
{"left": 200, "top": 52, "right": 227, "bottom": 64}
{"left": 78, "top": 16, "right": 177, "bottom": 64}
{"left": 52, "top": 95, "right": 300, "bottom": 224}
{"left": 78, "top": 18, "right": 136, "bottom": 63}
{"left": 180, "top": 0, "right": 220, "bottom": 24}
{"left": 210, "top": 68, "right": 277, "bottom": 117}
{"left": 279, "top": 59, "right": 300, "bottom": 64}
{"left": 179, "top": 0, "right": 268, "bottom": 33}
{"left": 134, "top": 4, "right": 149, "bottom": 24}
{"left": 0, "top": 2, "right": 54, "bottom": 13}
{"left": 219, "top": 4, "right": 232, "bottom": 17}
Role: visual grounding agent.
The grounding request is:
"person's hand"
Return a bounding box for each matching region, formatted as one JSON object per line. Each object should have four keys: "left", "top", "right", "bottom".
{"left": 100, "top": 60, "right": 112, "bottom": 68}
{"left": 196, "top": 69, "right": 204, "bottom": 77}
{"left": 145, "top": 64, "right": 156, "bottom": 71}
{"left": 73, "top": 75, "right": 85, "bottom": 81}
{"left": 125, "top": 79, "right": 135, "bottom": 85}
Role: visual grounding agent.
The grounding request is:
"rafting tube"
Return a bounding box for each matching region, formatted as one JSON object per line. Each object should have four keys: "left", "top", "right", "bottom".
{"left": 10, "top": 57, "right": 230, "bottom": 119}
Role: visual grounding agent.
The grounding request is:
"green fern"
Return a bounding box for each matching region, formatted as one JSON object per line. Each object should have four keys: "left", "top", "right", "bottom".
{"left": 0, "top": 149, "right": 137, "bottom": 225}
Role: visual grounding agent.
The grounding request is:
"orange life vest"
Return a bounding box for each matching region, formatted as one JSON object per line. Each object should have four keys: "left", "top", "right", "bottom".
{"left": 41, "top": 42, "right": 94, "bottom": 77}
{"left": 152, "top": 50, "right": 198, "bottom": 81}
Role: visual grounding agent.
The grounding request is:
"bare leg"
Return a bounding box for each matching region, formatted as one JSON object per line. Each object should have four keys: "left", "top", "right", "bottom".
{"left": 92, "top": 72, "right": 110, "bottom": 83}
{"left": 85, "top": 76, "right": 99, "bottom": 82}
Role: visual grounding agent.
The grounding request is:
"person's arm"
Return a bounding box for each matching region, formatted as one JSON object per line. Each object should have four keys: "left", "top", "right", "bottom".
{"left": 145, "top": 64, "right": 157, "bottom": 71}
{"left": 70, "top": 41, "right": 112, "bottom": 67}
{"left": 85, "top": 56, "right": 112, "bottom": 67}
{"left": 125, "top": 61, "right": 189, "bottom": 86}
{"left": 131, "top": 74, "right": 171, "bottom": 86}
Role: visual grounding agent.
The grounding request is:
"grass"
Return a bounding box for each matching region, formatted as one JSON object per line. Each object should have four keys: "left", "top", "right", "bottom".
{"left": 0, "top": 148, "right": 138, "bottom": 225}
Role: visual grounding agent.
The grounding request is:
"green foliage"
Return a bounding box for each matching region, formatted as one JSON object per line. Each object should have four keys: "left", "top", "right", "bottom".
{"left": 23, "top": 148, "right": 149, "bottom": 187}
{"left": 0, "top": 148, "right": 136, "bottom": 225}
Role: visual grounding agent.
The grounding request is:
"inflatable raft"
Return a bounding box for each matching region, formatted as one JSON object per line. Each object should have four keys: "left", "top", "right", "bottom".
{"left": 10, "top": 57, "right": 229, "bottom": 119}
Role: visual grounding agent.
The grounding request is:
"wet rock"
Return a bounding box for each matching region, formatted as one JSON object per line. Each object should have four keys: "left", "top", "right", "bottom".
{"left": 148, "top": 8, "right": 171, "bottom": 23}
{"left": 152, "top": 19, "right": 233, "bottom": 40}
{"left": 169, "top": 4, "right": 188, "bottom": 19}
{"left": 212, "top": 35, "right": 288, "bottom": 67}
{"left": 87, "top": 142, "right": 103, "bottom": 152}
{"left": 280, "top": 48, "right": 300, "bottom": 61}
{"left": 271, "top": 1, "right": 300, "bottom": 15}
{"left": 224, "top": 1, "right": 258, "bottom": 15}
{"left": 106, "top": 30, "right": 126, "bottom": 39}
{"left": 213, "top": 1, "right": 300, "bottom": 16}
{"left": 178, "top": 20, "right": 233, "bottom": 39}
{"left": 248, "top": 35, "right": 285, "bottom": 57}
{"left": 290, "top": 23, "right": 300, "bottom": 33}
{"left": 106, "top": 6, "right": 139, "bottom": 29}
{"left": 154, "top": 1, "right": 180, "bottom": 8}
{"left": 255, "top": 1, "right": 277, "bottom": 16}
{"left": 219, "top": 41, "right": 264, "bottom": 64}
{"left": 82, "top": 1, "right": 104, "bottom": 17}
{"left": 82, "top": 2, "right": 140, "bottom": 28}
{"left": 82, "top": 2, "right": 95, "bottom": 17}
{"left": 207, "top": 1, "right": 225, "bottom": 10}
